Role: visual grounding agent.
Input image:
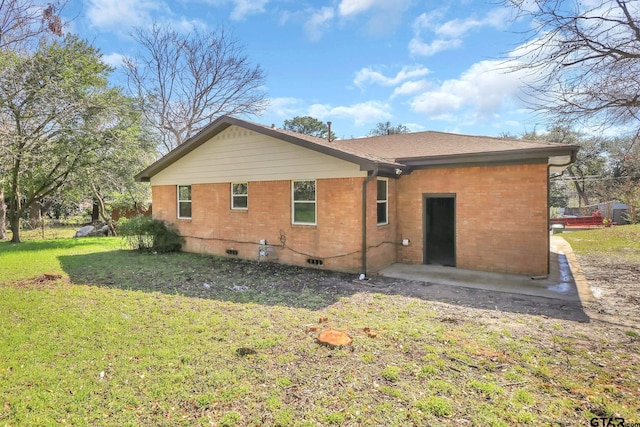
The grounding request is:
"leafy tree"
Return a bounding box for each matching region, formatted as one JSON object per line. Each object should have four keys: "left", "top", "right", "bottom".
{"left": 80, "top": 99, "right": 155, "bottom": 235}
{"left": 369, "top": 121, "right": 410, "bottom": 136}
{"left": 123, "top": 24, "right": 267, "bottom": 153}
{"left": 0, "top": 34, "right": 146, "bottom": 242}
{"left": 1, "top": 0, "right": 64, "bottom": 239}
{"left": 282, "top": 116, "right": 335, "bottom": 140}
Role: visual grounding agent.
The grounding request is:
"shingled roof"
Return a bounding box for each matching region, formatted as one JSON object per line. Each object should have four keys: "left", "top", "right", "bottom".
{"left": 135, "top": 115, "right": 578, "bottom": 182}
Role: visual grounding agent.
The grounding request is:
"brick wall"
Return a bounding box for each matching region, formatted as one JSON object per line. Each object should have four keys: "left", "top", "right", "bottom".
{"left": 364, "top": 177, "right": 398, "bottom": 273}
{"left": 152, "top": 178, "right": 366, "bottom": 273}
{"left": 151, "top": 161, "right": 549, "bottom": 276}
{"left": 396, "top": 162, "right": 549, "bottom": 276}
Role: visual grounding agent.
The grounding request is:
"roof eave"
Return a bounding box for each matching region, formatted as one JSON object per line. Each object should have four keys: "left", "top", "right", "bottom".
{"left": 397, "top": 145, "right": 580, "bottom": 169}
{"left": 135, "top": 115, "right": 388, "bottom": 182}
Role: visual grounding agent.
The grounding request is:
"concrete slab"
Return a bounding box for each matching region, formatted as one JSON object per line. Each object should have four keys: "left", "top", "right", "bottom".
{"left": 378, "top": 235, "right": 591, "bottom": 302}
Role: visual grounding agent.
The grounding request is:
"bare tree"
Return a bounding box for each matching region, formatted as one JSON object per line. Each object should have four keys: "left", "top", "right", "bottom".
{"left": 123, "top": 24, "right": 268, "bottom": 153}
{"left": 0, "top": 0, "right": 63, "bottom": 51}
{"left": 506, "top": 0, "right": 640, "bottom": 134}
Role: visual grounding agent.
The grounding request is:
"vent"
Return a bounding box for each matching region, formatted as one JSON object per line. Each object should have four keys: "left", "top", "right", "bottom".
{"left": 226, "top": 249, "right": 239, "bottom": 256}
{"left": 307, "top": 258, "right": 324, "bottom": 266}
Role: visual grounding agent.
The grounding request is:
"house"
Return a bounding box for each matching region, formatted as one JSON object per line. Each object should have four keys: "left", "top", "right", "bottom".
{"left": 135, "top": 116, "right": 578, "bottom": 277}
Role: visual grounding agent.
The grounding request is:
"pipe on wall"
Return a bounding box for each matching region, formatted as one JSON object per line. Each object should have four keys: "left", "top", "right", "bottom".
{"left": 361, "top": 166, "right": 379, "bottom": 276}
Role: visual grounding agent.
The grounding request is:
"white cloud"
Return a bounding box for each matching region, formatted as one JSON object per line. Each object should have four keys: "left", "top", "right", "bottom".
{"left": 308, "top": 101, "right": 392, "bottom": 126}
{"left": 409, "top": 60, "right": 530, "bottom": 120}
{"left": 194, "top": 0, "right": 269, "bottom": 20}
{"left": 304, "top": 7, "right": 335, "bottom": 41}
{"left": 408, "top": 38, "right": 462, "bottom": 57}
{"left": 229, "top": 0, "right": 269, "bottom": 21}
{"left": 86, "top": 0, "right": 206, "bottom": 33}
{"left": 391, "top": 80, "right": 431, "bottom": 98}
{"left": 409, "top": 7, "right": 511, "bottom": 57}
{"left": 335, "top": 0, "right": 411, "bottom": 37}
{"left": 354, "top": 65, "right": 430, "bottom": 88}
{"left": 404, "top": 122, "right": 426, "bottom": 132}
{"left": 86, "top": 0, "right": 161, "bottom": 29}
{"left": 434, "top": 8, "right": 510, "bottom": 38}
{"left": 267, "top": 97, "right": 305, "bottom": 117}
{"left": 337, "top": 0, "right": 379, "bottom": 17}
{"left": 102, "top": 52, "right": 125, "bottom": 67}
{"left": 265, "top": 98, "right": 392, "bottom": 128}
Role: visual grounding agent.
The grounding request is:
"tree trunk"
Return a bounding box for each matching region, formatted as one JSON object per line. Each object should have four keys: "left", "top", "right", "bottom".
{"left": 0, "top": 187, "right": 8, "bottom": 240}
{"left": 9, "top": 210, "right": 20, "bottom": 243}
{"left": 91, "top": 183, "right": 116, "bottom": 236}
{"left": 8, "top": 187, "right": 22, "bottom": 243}
{"left": 91, "top": 198, "right": 100, "bottom": 222}
{"left": 29, "top": 200, "right": 42, "bottom": 228}
{"left": 567, "top": 168, "right": 590, "bottom": 208}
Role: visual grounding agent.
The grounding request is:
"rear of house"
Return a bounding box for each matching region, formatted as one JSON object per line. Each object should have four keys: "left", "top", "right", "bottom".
{"left": 136, "top": 116, "right": 578, "bottom": 277}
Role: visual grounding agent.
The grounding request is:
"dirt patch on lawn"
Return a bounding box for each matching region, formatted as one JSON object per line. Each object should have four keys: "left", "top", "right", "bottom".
{"left": 575, "top": 255, "right": 640, "bottom": 331}
{"left": 57, "top": 247, "right": 640, "bottom": 339}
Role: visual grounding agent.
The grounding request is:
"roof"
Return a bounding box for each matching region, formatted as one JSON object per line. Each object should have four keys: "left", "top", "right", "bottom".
{"left": 135, "top": 115, "right": 579, "bottom": 182}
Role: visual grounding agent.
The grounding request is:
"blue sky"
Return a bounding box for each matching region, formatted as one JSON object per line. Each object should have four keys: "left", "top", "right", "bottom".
{"left": 66, "top": 0, "right": 545, "bottom": 139}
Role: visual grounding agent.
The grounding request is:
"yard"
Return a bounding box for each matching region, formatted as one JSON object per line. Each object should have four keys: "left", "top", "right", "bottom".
{"left": 0, "top": 226, "right": 639, "bottom": 426}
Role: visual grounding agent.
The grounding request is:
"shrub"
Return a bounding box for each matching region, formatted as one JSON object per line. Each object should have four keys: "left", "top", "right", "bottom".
{"left": 117, "top": 216, "right": 183, "bottom": 253}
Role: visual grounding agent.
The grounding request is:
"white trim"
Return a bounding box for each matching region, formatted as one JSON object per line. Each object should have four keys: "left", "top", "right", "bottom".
{"left": 292, "top": 179, "right": 317, "bottom": 225}
{"left": 231, "top": 182, "right": 248, "bottom": 210}
{"left": 377, "top": 178, "right": 388, "bottom": 226}
{"left": 177, "top": 185, "right": 192, "bottom": 219}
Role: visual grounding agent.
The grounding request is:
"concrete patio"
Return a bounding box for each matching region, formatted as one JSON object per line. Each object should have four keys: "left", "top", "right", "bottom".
{"left": 379, "top": 235, "right": 593, "bottom": 302}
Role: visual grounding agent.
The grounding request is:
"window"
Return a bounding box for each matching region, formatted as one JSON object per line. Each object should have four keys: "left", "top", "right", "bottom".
{"left": 377, "top": 179, "right": 388, "bottom": 225}
{"left": 292, "top": 180, "right": 316, "bottom": 225}
{"left": 177, "top": 185, "right": 192, "bottom": 219}
{"left": 231, "top": 182, "right": 248, "bottom": 210}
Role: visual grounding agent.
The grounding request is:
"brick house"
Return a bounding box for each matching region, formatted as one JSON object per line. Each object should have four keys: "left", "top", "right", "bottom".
{"left": 135, "top": 116, "right": 578, "bottom": 276}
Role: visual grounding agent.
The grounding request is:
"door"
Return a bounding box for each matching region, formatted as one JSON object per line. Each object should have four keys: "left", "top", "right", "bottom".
{"left": 424, "top": 195, "right": 456, "bottom": 267}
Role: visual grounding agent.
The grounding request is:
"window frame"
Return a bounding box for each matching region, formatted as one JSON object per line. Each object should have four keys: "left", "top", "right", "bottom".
{"left": 376, "top": 178, "right": 388, "bottom": 226}
{"left": 177, "top": 185, "right": 192, "bottom": 219}
{"left": 292, "top": 180, "right": 317, "bottom": 225}
{"left": 231, "top": 182, "right": 248, "bottom": 210}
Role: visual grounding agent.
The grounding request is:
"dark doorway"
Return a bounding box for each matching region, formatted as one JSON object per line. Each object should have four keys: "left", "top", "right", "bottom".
{"left": 424, "top": 195, "right": 456, "bottom": 267}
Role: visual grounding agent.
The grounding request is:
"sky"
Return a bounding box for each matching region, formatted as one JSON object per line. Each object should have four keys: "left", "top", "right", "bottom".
{"left": 65, "top": 0, "right": 548, "bottom": 140}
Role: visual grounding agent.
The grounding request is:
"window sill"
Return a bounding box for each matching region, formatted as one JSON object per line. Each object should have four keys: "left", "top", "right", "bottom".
{"left": 291, "top": 223, "right": 317, "bottom": 229}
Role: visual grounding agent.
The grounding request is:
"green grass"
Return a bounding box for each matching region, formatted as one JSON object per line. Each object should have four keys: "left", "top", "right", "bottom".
{"left": 562, "top": 223, "right": 640, "bottom": 260}
{"left": 0, "top": 237, "right": 122, "bottom": 283}
{"left": 0, "top": 236, "right": 639, "bottom": 426}
{"left": 6, "top": 224, "right": 78, "bottom": 242}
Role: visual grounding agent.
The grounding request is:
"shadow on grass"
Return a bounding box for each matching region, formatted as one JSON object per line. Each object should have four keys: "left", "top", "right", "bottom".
{"left": 58, "top": 250, "right": 591, "bottom": 321}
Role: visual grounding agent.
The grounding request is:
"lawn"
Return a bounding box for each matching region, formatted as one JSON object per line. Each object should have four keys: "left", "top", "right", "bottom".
{"left": 562, "top": 223, "right": 640, "bottom": 261}
{"left": 1, "top": 234, "right": 639, "bottom": 426}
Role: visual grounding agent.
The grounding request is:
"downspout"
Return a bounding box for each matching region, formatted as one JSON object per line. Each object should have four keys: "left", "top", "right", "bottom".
{"left": 361, "top": 166, "right": 379, "bottom": 276}
{"left": 546, "top": 156, "right": 575, "bottom": 276}
{"left": 546, "top": 164, "right": 551, "bottom": 276}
